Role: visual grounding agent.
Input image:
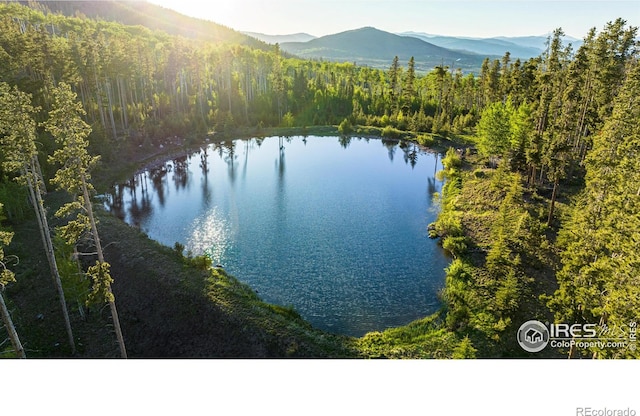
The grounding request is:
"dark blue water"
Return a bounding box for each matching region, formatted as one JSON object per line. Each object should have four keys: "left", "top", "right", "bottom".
{"left": 106, "top": 136, "right": 449, "bottom": 337}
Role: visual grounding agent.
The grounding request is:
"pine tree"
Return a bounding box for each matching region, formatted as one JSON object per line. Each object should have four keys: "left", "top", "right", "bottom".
{"left": 44, "top": 82, "right": 127, "bottom": 358}
{"left": 402, "top": 56, "right": 416, "bottom": 111}
{"left": 509, "top": 101, "right": 534, "bottom": 171}
{"left": 0, "top": 203, "right": 25, "bottom": 358}
{"left": 0, "top": 82, "right": 76, "bottom": 354}
{"left": 388, "top": 55, "right": 400, "bottom": 111}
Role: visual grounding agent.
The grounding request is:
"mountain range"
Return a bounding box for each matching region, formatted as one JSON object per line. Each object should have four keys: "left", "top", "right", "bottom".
{"left": 400, "top": 32, "right": 544, "bottom": 59}
{"left": 277, "top": 27, "right": 491, "bottom": 72}
{"left": 247, "top": 29, "right": 585, "bottom": 71}
{"left": 23, "top": 1, "right": 584, "bottom": 74}
{"left": 242, "top": 31, "right": 316, "bottom": 44}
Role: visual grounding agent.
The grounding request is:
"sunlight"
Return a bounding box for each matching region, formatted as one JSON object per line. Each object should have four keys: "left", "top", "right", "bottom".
{"left": 185, "top": 207, "right": 232, "bottom": 265}
{"left": 146, "top": 0, "right": 252, "bottom": 30}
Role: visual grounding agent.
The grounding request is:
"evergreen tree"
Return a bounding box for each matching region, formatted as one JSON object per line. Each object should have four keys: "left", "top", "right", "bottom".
{"left": 402, "top": 56, "right": 416, "bottom": 111}
{"left": 388, "top": 55, "right": 400, "bottom": 111}
{"left": 44, "top": 82, "right": 127, "bottom": 358}
{"left": 0, "top": 82, "right": 76, "bottom": 354}
{"left": 0, "top": 203, "right": 25, "bottom": 358}
{"left": 509, "top": 101, "right": 534, "bottom": 171}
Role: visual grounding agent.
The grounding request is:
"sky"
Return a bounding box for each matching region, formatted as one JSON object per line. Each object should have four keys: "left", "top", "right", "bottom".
{"left": 145, "top": 0, "right": 640, "bottom": 39}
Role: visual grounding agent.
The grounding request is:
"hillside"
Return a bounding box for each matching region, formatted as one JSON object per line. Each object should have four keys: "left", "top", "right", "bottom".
{"left": 18, "top": 0, "right": 270, "bottom": 49}
{"left": 402, "top": 32, "right": 584, "bottom": 59}
{"left": 490, "top": 34, "right": 582, "bottom": 50}
{"left": 401, "top": 32, "right": 544, "bottom": 59}
{"left": 280, "top": 27, "right": 491, "bottom": 72}
{"left": 244, "top": 31, "right": 317, "bottom": 44}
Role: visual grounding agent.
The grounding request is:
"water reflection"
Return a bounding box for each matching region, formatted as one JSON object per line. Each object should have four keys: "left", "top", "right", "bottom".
{"left": 108, "top": 173, "right": 154, "bottom": 227}
{"left": 105, "top": 136, "right": 447, "bottom": 337}
{"left": 129, "top": 173, "right": 153, "bottom": 227}
{"left": 274, "top": 136, "right": 287, "bottom": 239}
{"left": 199, "top": 148, "right": 212, "bottom": 208}
{"left": 339, "top": 135, "right": 351, "bottom": 148}
{"left": 173, "top": 155, "right": 190, "bottom": 191}
{"left": 241, "top": 140, "right": 249, "bottom": 182}
{"left": 186, "top": 207, "right": 230, "bottom": 265}
{"left": 381, "top": 138, "right": 396, "bottom": 162}
{"left": 399, "top": 141, "right": 419, "bottom": 168}
{"left": 427, "top": 177, "right": 438, "bottom": 198}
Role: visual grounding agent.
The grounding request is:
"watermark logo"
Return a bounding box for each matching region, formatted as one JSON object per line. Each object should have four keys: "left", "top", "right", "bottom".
{"left": 517, "top": 320, "right": 549, "bottom": 352}
{"left": 576, "top": 407, "right": 636, "bottom": 416}
{"left": 517, "top": 320, "right": 637, "bottom": 353}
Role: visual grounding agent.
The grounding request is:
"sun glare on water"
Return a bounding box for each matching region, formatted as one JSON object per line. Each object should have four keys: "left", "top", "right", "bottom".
{"left": 185, "top": 207, "right": 232, "bottom": 265}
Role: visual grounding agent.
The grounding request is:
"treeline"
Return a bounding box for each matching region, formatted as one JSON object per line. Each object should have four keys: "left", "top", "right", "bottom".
{"left": 0, "top": 2, "right": 573, "bottom": 152}
{"left": 2, "top": 2, "right": 631, "bottom": 157}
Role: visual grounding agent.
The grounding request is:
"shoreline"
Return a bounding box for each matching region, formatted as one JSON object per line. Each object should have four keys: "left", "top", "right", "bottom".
{"left": 101, "top": 125, "right": 458, "bottom": 190}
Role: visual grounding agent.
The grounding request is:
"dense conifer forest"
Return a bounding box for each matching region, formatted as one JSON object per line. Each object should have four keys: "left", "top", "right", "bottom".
{"left": 0, "top": 1, "right": 638, "bottom": 358}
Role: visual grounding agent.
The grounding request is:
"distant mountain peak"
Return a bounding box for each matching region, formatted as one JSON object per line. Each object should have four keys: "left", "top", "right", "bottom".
{"left": 279, "top": 26, "right": 488, "bottom": 73}
{"left": 243, "top": 31, "right": 316, "bottom": 44}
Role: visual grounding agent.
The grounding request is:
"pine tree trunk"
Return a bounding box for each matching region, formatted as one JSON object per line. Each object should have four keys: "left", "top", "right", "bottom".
{"left": 538, "top": 165, "right": 545, "bottom": 185}
{"left": 0, "top": 291, "right": 25, "bottom": 358}
{"left": 33, "top": 156, "right": 47, "bottom": 196}
{"left": 94, "top": 69, "right": 107, "bottom": 133}
{"left": 117, "top": 77, "right": 128, "bottom": 132}
{"left": 529, "top": 165, "right": 537, "bottom": 188}
{"left": 105, "top": 80, "right": 117, "bottom": 139}
{"left": 81, "top": 175, "right": 127, "bottom": 358}
{"left": 547, "top": 177, "right": 559, "bottom": 226}
{"left": 24, "top": 164, "right": 76, "bottom": 355}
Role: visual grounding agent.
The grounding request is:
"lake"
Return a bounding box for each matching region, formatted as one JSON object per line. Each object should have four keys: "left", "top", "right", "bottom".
{"left": 105, "top": 136, "right": 449, "bottom": 337}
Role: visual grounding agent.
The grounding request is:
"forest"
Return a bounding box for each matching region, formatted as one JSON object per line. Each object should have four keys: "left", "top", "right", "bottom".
{"left": 0, "top": 1, "right": 638, "bottom": 358}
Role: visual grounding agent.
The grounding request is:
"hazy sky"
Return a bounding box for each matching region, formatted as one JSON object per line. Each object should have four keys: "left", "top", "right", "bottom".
{"left": 145, "top": 0, "right": 640, "bottom": 38}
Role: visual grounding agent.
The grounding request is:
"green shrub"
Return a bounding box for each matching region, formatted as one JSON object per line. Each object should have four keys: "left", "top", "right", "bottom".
{"left": 442, "top": 236, "right": 468, "bottom": 257}
{"left": 267, "top": 304, "right": 303, "bottom": 322}
{"left": 381, "top": 125, "right": 403, "bottom": 139}
{"left": 53, "top": 235, "right": 89, "bottom": 309}
{"left": 173, "top": 242, "right": 185, "bottom": 257}
{"left": 338, "top": 118, "right": 353, "bottom": 134}
{"left": 416, "top": 134, "right": 435, "bottom": 147}
{"left": 442, "top": 147, "right": 462, "bottom": 170}
{"left": 0, "top": 180, "right": 30, "bottom": 222}
{"left": 494, "top": 270, "right": 520, "bottom": 312}
{"left": 282, "top": 112, "right": 295, "bottom": 128}
{"left": 445, "top": 258, "right": 473, "bottom": 282}
{"left": 190, "top": 254, "right": 212, "bottom": 271}
{"left": 452, "top": 336, "right": 477, "bottom": 359}
{"left": 435, "top": 211, "right": 463, "bottom": 238}
{"left": 427, "top": 222, "right": 438, "bottom": 239}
